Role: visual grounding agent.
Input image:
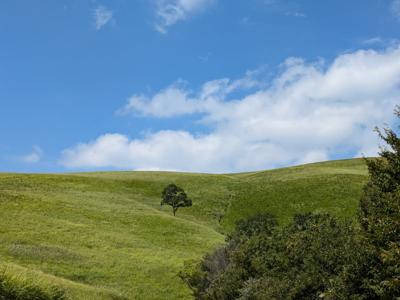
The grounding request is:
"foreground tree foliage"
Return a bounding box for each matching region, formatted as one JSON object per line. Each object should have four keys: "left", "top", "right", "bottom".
{"left": 358, "top": 108, "right": 400, "bottom": 298}
{"left": 161, "top": 184, "right": 192, "bottom": 216}
{"left": 182, "top": 213, "right": 373, "bottom": 299}
{"left": 183, "top": 109, "right": 400, "bottom": 299}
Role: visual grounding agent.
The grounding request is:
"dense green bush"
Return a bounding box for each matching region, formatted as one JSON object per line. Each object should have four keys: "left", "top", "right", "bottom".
{"left": 183, "top": 213, "right": 374, "bottom": 299}
{"left": 0, "top": 270, "right": 67, "bottom": 300}
{"left": 357, "top": 111, "right": 400, "bottom": 298}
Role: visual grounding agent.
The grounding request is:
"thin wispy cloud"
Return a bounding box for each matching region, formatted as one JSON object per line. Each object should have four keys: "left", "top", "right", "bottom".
{"left": 264, "top": 0, "right": 306, "bottom": 18}
{"left": 21, "top": 146, "right": 42, "bottom": 164}
{"left": 154, "top": 0, "right": 215, "bottom": 34}
{"left": 362, "top": 37, "right": 399, "bottom": 47}
{"left": 61, "top": 46, "right": 400, "bottom": 173}
{"left": 285, "top": 11, "right": 306, "bottom": 18}
{"left": 93, "top": 5, "right": 113, "bottom": 30}
{"left": 363, "top": 37, "right": 384, "bottom": 45}
{"left": 392, "top": 0, "right": 400, "bottom": 20}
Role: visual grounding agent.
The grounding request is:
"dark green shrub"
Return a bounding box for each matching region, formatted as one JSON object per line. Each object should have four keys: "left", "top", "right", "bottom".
{"left": 357, "top": 110, "right": 400, "bottom": 298}
{"left": 185, "top": 213, "right": 374, "bottom": 299}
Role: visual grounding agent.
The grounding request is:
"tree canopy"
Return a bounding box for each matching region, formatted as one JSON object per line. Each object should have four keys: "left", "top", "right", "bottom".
{"left": 358, "top": 108, "right": 400, "bottom": 298}
{"left": 161, "top": 184, "right": 192, "bottom": 216}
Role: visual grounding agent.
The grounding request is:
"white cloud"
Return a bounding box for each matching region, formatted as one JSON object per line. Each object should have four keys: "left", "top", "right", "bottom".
{"left": 93, "top": 5, "right": 113, "bottom": 30}
{"left": 118, "top": 70, "right": 264, "bottom": 118}
{"left": 21, "top": 146, "right": 42, "bottom": 164}
{"left": 117, "top": 83, "right": 198, "bottom": 117}
{"left": 285, "top": 11, "right": 306, "bottom": 18}
{"left": 296, "top": 151, "right": 328, "bottom": 165}
{"left": 154, "top": 0, "right": 215, "bottom": 33}
{"left": 392, "top": 0, "right": 400, "bottom": 20}
{"left": 363, "top": 37, "right": 384, "bottom": 46}
{"left": 61, "top": 46, "right": 400, "bottom": 173}
{"left": 61, "top": 132, "right": 230, "bottom": 172}
{"left": 362, "top": 37, "right": 399, "bottom": 48}
{"left": 263, "top": 0, "right": 306, "bottom": 18}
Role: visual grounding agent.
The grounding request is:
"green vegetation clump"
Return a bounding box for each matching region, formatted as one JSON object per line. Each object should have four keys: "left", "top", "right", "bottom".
{"left": 357, "top": 113, "right": 400, "bottom": 298}
{"left": 0, "top": 268, "right": 67, "bottom": 300}
{"left": 181, "top": 212, "right": 371, "bottom": 299}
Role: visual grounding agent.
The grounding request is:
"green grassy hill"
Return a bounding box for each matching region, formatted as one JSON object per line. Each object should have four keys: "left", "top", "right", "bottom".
{"left": 0, "top": 158, "right": 369, "bottom": 299}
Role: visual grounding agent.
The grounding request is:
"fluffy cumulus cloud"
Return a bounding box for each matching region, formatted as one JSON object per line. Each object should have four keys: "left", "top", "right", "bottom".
{"left": 61, "top": 46, "right": 400, "bottom": 173}
{"left": 154, "top": 0, "right": 215, "bottom": 33}
{"left": 118, "top": 71, "right": 263, "bottom": 118}
{"left": 93, "top": 5, "right": 113, "bottom": 30}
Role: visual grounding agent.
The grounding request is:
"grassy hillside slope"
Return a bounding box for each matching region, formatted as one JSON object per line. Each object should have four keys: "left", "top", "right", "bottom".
{"left": 0, "top": 158, "right": 368, "bottom": 299}
{"left": 222, "top": 158, "right": 368, "bottom": 230}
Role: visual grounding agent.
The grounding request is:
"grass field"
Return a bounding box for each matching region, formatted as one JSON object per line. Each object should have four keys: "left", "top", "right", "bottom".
{"left": 0, "top": 158, "right": 369, "bottom": 299}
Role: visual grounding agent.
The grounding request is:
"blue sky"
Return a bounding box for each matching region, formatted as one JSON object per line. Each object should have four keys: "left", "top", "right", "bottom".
{"left": 1, "top": 0, "right": 400, "bottom": 173}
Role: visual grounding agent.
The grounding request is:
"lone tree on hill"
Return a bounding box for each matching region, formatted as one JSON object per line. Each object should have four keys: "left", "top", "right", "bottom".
{"left": 161, "top": 184, "right": 192, "bottom": 216}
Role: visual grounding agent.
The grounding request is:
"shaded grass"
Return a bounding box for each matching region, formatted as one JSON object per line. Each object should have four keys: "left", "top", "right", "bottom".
{"left": 0, "top": 264, "right": 67, "bottom": 300}
{"left": 0, "top": 158, "right": 369, "bottom": 299}
{"left": 0, "top": 262, "right": 126, "bottom": 300}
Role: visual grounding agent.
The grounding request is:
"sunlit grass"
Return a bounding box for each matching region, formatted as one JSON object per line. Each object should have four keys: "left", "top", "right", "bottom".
{"left": 0, "top": 158, "right": 369, "bottom": 299}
